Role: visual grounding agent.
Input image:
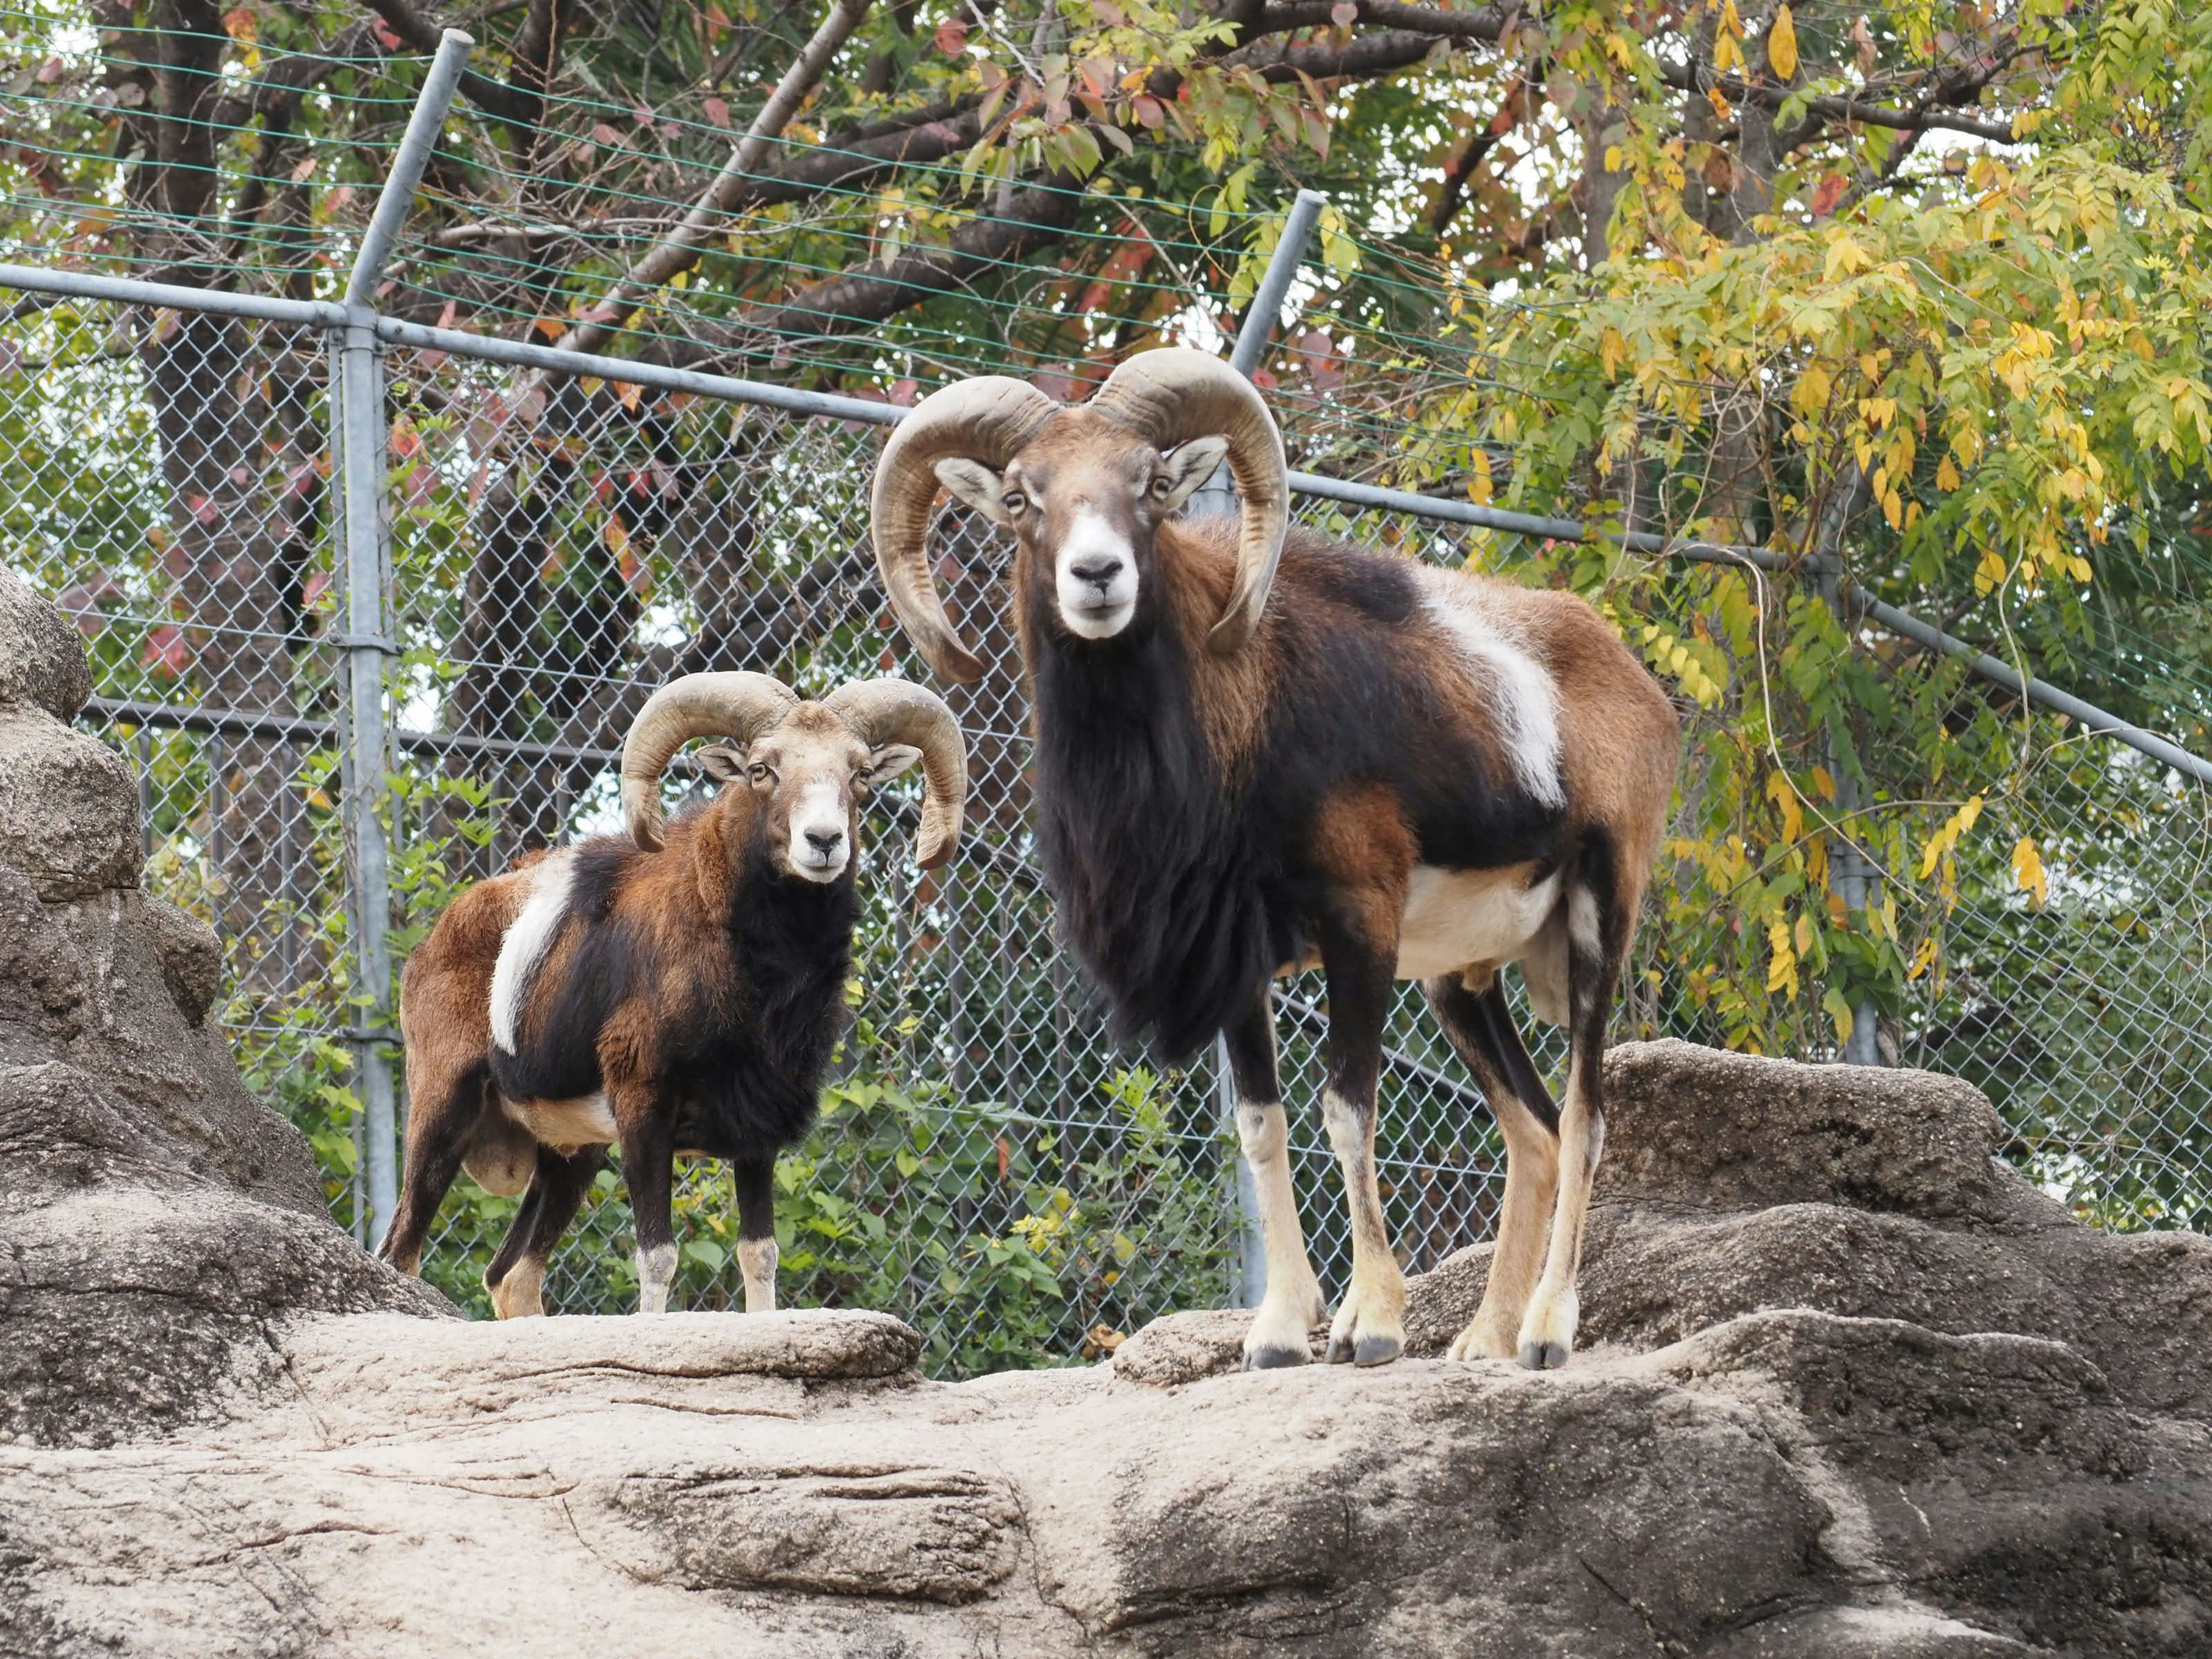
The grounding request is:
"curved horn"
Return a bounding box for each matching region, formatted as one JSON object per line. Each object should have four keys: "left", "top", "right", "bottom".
{"left": 869, "top": 377, "right": 1058, "bottom": 685}
{"left": 620, "top": 671, "right": 800, "bottom": 851}
{"left": 824, "top": 677, "right": 969, "bottom": 870}
{"left": 1089, "top": 347, "right": 1288, "bottom": 654}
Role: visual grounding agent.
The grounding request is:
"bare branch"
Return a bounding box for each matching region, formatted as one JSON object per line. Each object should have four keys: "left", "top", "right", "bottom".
{"left": 556, "top": 0, "right": 876, "bottom": 357}
{"left": 1662, "top": 62, "right": 2020, "bottom": 144}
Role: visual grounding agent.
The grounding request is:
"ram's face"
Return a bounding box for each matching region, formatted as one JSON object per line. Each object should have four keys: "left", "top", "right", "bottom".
{"left": 934, "top": 412, "right": 1228, "bottom": 643}
{"left": 695, "top": 707, "right": 922, "bottom": 884}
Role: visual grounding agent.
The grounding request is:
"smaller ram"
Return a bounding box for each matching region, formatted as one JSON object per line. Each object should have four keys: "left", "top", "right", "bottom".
{"left": 377, "top": 672, "right": 966, "bottom": 1317}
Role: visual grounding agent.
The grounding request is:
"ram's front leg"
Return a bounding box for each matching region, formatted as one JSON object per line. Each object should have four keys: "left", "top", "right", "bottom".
{"left": 1224, "top": 989, "right": 1326, "bottom": 1369}
{"left": 732, "top": 1154, "right": 780, "bottom": 1314}
{"left": 1316, "top": 900, "right": 1408, "bottom": 1368}
{"left": 611, "top": 1084, "right": 679, "bottom": 1315}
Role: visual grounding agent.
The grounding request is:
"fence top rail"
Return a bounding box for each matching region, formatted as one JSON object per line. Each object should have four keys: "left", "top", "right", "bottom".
{"left": 8, "top": 260, "right": 2210, "bottom": 787}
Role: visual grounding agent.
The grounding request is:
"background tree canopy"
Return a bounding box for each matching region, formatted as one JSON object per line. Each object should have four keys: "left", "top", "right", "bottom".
{"left": 6, "top": 0, "right": 2212, "bottom": 1234}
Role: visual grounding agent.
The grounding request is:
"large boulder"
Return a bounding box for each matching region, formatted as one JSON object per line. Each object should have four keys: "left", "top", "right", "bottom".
{"left": 0, "top": 570, "right": 448, "bottom": 1453}
{"left": 0, "top": 573, "right": 2206, "bottom": 1654}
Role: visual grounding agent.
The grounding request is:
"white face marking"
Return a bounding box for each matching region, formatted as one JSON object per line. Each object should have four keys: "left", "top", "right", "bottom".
{"left": 488, "top": 853, "right": 575, "bottom": 1055}
{"left": 1416, "top": 570, "right": 1565, "bottom": 809}
{"left": 1054, "top": 504, "right": 1138, "bottom": 638}
{"left": 786, "top": 777, "right": 850, "bottom": 882}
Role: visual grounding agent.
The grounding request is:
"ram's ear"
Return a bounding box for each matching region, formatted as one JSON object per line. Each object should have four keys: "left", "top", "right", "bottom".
{"left": 866, "top": 743, "right": 923, "bottom": 785}
{"left": 934, "top": 457, "right": 1010, "bottom": 524}
{"left": 692, "top": 743, "right": 747, "bottom": 783}
{"left": 1159, "top": 434, "right": 1229, "bottom": 512}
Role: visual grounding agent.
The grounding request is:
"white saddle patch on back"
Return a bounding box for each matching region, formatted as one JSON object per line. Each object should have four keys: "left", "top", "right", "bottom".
{"left": 1396, "top": 863, "right": 1563, "bottom": 982}
{"left": 1415, "top": 569, "right": 1565, "bottom": 808}
{"left": 489, "top": 851, "right": 575, "bottom": 1055}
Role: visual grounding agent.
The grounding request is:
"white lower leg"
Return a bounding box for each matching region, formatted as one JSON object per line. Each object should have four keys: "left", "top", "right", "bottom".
{"left": 488, "top": 1257, "right": 545, "bottom": 1320}
{"left": 636, "top": 1241, "right": 679, "bottom": 1315}
{"left": 1519, "top": 1060, "right": 1602, "bottom": 1369}
{"left": 1451, "top": 1120, "right": 1558, "bottom": 1360}
{"left": 1237, "top": 1100, "right": 1325, "bottom": 1366}
{"left": 1322, "top": 1090, "right": 1406, "bottom": 1366}
{"left": 737, "top": 1235, "right": 779, "bottom": 1313}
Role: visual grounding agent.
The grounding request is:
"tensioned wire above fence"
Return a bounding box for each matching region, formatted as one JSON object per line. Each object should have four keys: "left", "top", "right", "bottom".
{"left": 6, "top": 28, "right": 2212, "bottom": 1368}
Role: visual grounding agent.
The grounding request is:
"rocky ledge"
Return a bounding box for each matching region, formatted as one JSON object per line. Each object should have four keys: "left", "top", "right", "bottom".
{"left": 1, "top": 569, "right": 2206, "bottom": 1658}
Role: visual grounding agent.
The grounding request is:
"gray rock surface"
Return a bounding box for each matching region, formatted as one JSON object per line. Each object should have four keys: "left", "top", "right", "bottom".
{"left": 1, "top": 573, "right": 2208, "bottom": 1656}
{"left": 0, "top": 573, "right": 446, "bottom": 1455}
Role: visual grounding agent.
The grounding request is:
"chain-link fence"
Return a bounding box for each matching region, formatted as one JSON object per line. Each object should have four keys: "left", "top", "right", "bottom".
{"left": 5, "top": 47, "right": 2210, "bottom": 1372}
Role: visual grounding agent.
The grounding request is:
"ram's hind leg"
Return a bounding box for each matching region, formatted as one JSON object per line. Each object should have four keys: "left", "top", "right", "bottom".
{"left": 484, "top": 1145, "right": 605, "bottom": 1318}
{"left": 379, "top": 1058, "right": 487, "bottom": 1275}
{"left": 1518, "top": 838, "right": 1634, "bottom": 1370}
{"left": 1422, "top": 974, "right": 1559, "bottom": 1361}
{"left": 1224, "top": 989, "right": 1327, "bottom": 1369}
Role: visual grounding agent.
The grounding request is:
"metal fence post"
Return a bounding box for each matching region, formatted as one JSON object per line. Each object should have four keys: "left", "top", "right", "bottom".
{"left": 1209, "top": 189, "right": 1327, "bottom": 1306}
{"left": 1815, "top": 475, "right": 1884, "bottom": 1066}
{"left": 334, "top": 29, "right": 474, "bottom": 1249}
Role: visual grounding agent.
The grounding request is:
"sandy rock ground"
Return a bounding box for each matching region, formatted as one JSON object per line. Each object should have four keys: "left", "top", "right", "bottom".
{"left": 2, "top": 568, "right": 2207, "bottom": 1657}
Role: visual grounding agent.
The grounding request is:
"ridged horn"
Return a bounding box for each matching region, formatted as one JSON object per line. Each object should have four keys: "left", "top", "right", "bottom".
{"left": 1089, "top": 347, "right": 1289, "bottom": 654}
{"left": 620, "top": 671, "right": 800, "bottom": 851}
{"left": 824, "top": 677, "right": 969, "bottom": 870}
{"left": 869, "top": 377, "right": 1059, "bottom": 684}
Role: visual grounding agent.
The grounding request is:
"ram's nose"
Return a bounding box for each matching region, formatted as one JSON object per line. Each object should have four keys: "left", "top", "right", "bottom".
{"left": 1069, "top": 555, "right": 1124, "bottom": 592}
{"left": 805, "top": 827, "right": 845, "bottom": 858}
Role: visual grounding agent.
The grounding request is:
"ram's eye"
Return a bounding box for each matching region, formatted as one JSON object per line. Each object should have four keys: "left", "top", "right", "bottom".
{"left": 1150, "top": 474, "right": 1173, "bottom": 497}
{"left": 1001, "top": 491, "right": 1027, "bottom": 516}
{"left": 748, "top": 763, "right": 774, "bottom": 783}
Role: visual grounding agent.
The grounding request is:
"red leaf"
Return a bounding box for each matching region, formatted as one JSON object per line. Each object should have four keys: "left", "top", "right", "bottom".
{"left": 1330, "top": 0, "right": 1358, "bottom": 24}
{"left": 1131, "top": 93, "right": 1164, "bottom": 130}
{"left": 370, "top": 18, "right": 403, "bottom": 50}
{"left": 1250, "top": 366, "right": 1278, "bottom": 390}
{"left": 185, "top": 494, "right": 218, "bottom": 527}
{"left": 889, "top": 377, "right": 918, "bottom": 407}
{"left": 1810, "top": 172, "right": 1847, "bottom": 217}
{"left": 703, "top": 95, "right": 731, "bottom": 128}
{"left": 996, "top": 1137, "right": 1009, "bottom": 1180}
{"left": 933, "top": 16, "right": 969, "bottom": 54}
{"left": 303, "top": 571, "right": 334, "bottom": 612}
{"left": 141, "top": 624, "right": 188, "bottom": 679}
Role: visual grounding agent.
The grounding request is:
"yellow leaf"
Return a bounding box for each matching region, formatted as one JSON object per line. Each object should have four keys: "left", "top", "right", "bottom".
{"left": 1824, "top": 233, "right": 1868, "bottom": 283}
{"left": 1810, "top": 764, "right": 1836, "bottom": 801}
{"left": 1917, "top": 794, "right": 1985, "bottom": 880}
{"left": 604, "top": 516, "right": 630, "bottom": 558}
{"left": 1936, "top": 454, "right": 1961, "bottom": 491}
{"left": 2011, "top": 836, "right": 2048, "bottom": 906}
{"left": 1766, "top": 771, "right": 1803, "bottom": 843}
{"left": 1766, "top": 921, "right": 1800, "bottom": 997}
{"left": 1767, "top": 5, "right": 1799, "bottom": 79}
{"left": 1907, "top": 934, "right": 1939, "bottom": 982}
{"left": 1794, "top": 910, "right": 1815, "bottom": 956}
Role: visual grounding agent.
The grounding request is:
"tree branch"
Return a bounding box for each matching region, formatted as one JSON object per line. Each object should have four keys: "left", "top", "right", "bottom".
{"left": 1662, "top": 62, "right": 2020, "bottom": 143}
{"left": 556, "top": 0, "right": 874, "bottom": 357}
{"left": 360, "top": 0, "right": 540, "bottom": 126}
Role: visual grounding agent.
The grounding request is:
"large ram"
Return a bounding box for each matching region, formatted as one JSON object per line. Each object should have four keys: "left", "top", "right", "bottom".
{"left": 869, "top": 350, "right": 1677, "bottom": 1371}
{"left": 378, "top": 672, "right": 966, "bottom": 1318}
